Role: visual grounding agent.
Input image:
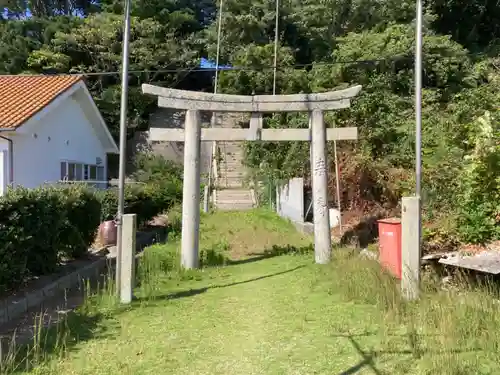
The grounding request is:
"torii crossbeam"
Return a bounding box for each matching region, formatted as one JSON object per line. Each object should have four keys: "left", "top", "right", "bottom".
{"left": 142, "top": 84, "right": 362, "bottom": 268}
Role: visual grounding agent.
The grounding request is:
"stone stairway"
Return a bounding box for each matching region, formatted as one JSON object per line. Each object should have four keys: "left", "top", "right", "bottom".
{"left": 213, "top": 113, "right": 256, "bottom": 211}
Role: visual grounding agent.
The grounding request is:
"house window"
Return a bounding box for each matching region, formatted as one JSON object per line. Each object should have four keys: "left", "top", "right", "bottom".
{"left": 60, "top": 161, "right": 106, "bottom": 184}
{"left": 97, "top": 166, "right": 104, "bottom": 181}
{"left": 89, "top": 165, "right": 97, "bottom": 180}
{"left": 68, "top": 163, "right": 76, "bottom": 180}
{"left": 60, "top": 162, "right": 67, "bottom": 180}
{"left": 75, "top": 164, "right": 83, "bottom": 181}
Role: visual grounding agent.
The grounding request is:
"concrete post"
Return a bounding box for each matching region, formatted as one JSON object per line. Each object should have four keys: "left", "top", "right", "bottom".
{"left": 249, "top": 113, "right": 263, "bottom": 140}
{"left": 308, "top": 116, "right": 313, "bottom": 189}
{"left": 275, "top": 186, "right": 280, "bottom": 213}
{"left": 310, "top": 110, "right": 331, "bottom": 264}
{"left": 181, "top": 110, "right": 201, "bottom": 269}
{"left": 203, "top": 185, "right": 210, "bottom": 213}
{"left": 120, "top": 213, "right": 136, "bottom": 304}
{"left": 401, "top": 196, "right": 421, "bottom": 300}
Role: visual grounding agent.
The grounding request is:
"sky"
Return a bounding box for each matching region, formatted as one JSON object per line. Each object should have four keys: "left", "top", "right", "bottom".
{"left": 1, "top": 7, "right": 31, "bottom": 19}
{"left": 199, "top": 57, "right": 232, "bottom": 69}
{"left": 1, "top": 7, "right": 85, "bottom": 19}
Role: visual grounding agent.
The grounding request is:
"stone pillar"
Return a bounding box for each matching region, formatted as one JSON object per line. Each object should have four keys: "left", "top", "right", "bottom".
{"left": 120, "top": 213, "right": 136, "bottom": 304}
{"left": 401, "top": 196, "right": 421, "bottom": 300}
{"left": 310, "top": 110, "right": 331, "bottom": 264}
{"left": 308, "top": 116, "right": 314, "bottom": 189}
{"left": 181, "top": 110, "right": 201, "bottom": 269}
{"left": 203, "top": 185, "right": 210, "bottom": 213}
{"left": 249, "top": 113, "right": 263, "bottom": 140}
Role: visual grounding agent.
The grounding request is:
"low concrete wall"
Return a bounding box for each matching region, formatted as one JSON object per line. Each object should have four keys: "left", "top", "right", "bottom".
{"left": 0, "top": 252, "right": 110, "bottom": 325}
{"left": 277, "top": 178, "right": 304, "bottom": 223}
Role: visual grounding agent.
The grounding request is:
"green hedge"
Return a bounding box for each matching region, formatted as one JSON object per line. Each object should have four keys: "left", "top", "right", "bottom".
{"left": 0, "top": 185, "right": 101, "bottom": 292}
{"left": 0, "top": 178, "right": 181, "bottom": 293}
{"left": 59, "top": 186, "right": 102, "bottom": 259}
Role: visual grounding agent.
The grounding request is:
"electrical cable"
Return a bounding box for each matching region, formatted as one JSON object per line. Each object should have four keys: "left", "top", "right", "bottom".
{"left": 6, "top": 55, "right": 434, "bottom": 77}
{"left": 4, "top": 52, "right": 487, "bottom": 78}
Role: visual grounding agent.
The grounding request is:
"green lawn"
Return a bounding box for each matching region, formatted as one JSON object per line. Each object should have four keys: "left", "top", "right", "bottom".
{"left": 12, "top": 209, "right": 500, "bottom": 375}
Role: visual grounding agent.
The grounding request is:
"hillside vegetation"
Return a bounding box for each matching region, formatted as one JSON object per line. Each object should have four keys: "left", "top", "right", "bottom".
{"left": 1, "top": 0, "right": 499, "bottom": 243}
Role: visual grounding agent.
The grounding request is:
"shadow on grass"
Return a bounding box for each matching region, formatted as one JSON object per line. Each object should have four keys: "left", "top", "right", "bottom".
{"left": 339, "top": 336, "right": 384, "bottom": 375}
{"left": 335, "top": 330, "right": 484, "bottom": 375}
{"left": 227, "top": 244, "right": 314, "bottom": 266}
{"left": 136, "top": 265, "right": 305, "bottom": 303}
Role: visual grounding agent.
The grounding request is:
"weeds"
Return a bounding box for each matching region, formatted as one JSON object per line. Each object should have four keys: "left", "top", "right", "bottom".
{"left": 3, "top": 209, "right": 499, "bottom": 374}
{"left": 330, "top": 251, "right": 500, "bottom": 373}
{"left": 0, "top": 267, "right": 118, "bottom": 374}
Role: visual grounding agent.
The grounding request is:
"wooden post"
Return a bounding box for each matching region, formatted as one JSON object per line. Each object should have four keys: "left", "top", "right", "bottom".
{"left": 120, "top": 213, "right": 136, "bottom": 304}
{"left": 181, "top": 110, "right": 201, "bottom": 269}
{"left": 401, "top": 196, "right": 421, "bottom": 300}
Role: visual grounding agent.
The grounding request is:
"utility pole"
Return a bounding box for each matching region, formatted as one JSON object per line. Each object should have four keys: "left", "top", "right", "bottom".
{"left": 415, "top": 0, "right": 423, "bottom": 200}
{"left": 116, "top": 0, "right": 132, "bottom": 294}
{"left": 400, "top": 0, "right": 423, "bottom": 301}
{"left": 204, "top": 0, "right": 224, "bottom": 213}
{"left": 272, "top": 0, "right": 279, "bottom": 95}
{"left": 214, "top": 0, "right": 224, "bottom": 95}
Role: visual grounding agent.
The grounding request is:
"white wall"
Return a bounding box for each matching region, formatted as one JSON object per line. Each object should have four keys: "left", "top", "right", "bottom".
{"left": 11, "top": 95, "right": 107, "bottom": 188}
{"left": 0, "top": 139, "right": 7, "bottom": 195}
{"left": 277, "top": 177, "right": 305, "bottom": 223}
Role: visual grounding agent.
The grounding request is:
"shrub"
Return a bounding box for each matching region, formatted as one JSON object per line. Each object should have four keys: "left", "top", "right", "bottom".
{"left": 96, "top": 184, "right": 165, "bottom": 226}
{"left": 95, "top": 152, "right": 184, "bottom": 227}
{"left": 0, "top": 187, "right": 61, "bottom": 289}
{"left": 133, "top": 151, "right": 183, "bottom": 209}
{"left": 456, "top": 112, "right": 500, "bottom": 243}
{"left": 0, "top": 185, "right": 101, "bottom": 293}
{"left": 59, "top": 185, "right": 101, "bottom": 258}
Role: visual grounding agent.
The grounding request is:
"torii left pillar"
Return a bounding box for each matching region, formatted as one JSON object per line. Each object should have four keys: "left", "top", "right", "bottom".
{"left": 181, "top": 110, "right": 201, "bottom": 269}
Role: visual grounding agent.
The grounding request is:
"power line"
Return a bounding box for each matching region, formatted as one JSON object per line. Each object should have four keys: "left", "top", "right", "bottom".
{"left": 26, "top": 55, "right": 418, "bottom": 77}
{"left": 5, "top": 53, "right": 487, "bottom": 78}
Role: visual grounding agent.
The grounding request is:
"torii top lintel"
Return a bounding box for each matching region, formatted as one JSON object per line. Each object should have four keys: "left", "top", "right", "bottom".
{"left": 141, "top": 84, "right": 362, "bottom": 113}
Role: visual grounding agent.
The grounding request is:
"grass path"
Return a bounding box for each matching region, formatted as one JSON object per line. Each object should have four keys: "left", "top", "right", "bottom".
{"left": 50, "top": 256, "right": 389, "bottom": 375}
{"left": 18, "top": 210, "right": 500, "bottom": 375}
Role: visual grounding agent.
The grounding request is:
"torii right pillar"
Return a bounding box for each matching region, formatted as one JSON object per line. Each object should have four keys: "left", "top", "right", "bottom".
{"left": 310, "top": 110, "right": 331, "bottom": 263}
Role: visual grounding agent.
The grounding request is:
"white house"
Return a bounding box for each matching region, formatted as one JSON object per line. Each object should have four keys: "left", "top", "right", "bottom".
{"left": 0, "top": 75, "right": 119, "bottom": 195}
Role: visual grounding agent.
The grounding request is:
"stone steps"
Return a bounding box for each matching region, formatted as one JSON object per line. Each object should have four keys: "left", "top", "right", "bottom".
{"left": 215, "top": 189, "right": 255, "bottom": 211}
{"left": 212, "top": 113, "right": 254, "bottom": 211}
{"left": 217, "top": 189, "right": 253, "bottom": 198}
{"left": 217, "top": 181, "right": 247, "bottom": 189}
{"left": 216, "top": 203, "right": 255, "bottom": 211}
{"left": 220, "top": 171, "right": 245, "bottom": 177}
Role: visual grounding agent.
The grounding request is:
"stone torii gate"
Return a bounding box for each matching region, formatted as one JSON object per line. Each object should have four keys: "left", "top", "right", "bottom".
{"left": 142, "top": 84, "right": 362, "bottom": 268}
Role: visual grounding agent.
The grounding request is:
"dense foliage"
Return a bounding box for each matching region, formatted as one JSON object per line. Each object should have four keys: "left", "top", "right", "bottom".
{"left": 97, "top": 153, "right": 183, "bottom": 226}
{"left": 1, "top": 0, "right": 499, "bottom": 243}
{"left": 0, "top": 168, "right": 181, "bottom": 293}
{"left": 0, "top": 185, "right": 101, "bottom": 292}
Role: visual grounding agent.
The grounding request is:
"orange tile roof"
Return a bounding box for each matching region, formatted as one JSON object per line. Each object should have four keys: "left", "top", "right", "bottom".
{"left": 0, "top": 75, "right": 83, "bottom": 130}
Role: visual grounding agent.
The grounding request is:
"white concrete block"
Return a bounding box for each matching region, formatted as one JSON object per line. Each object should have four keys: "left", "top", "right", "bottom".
{"left": 329, "top": 208, "right": 341, "bottom": 228}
